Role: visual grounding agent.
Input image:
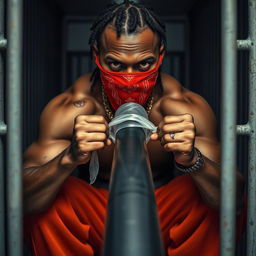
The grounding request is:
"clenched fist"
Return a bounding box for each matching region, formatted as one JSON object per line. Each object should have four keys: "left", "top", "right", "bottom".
{"left": 68, "top": 115, "right": 112, "bottom": 165}
{"left": 151, "top": 114, "right": 197, "bottom": 166}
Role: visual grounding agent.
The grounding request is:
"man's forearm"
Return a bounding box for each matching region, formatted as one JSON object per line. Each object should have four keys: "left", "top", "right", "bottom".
{"left": 23, "top": 148, "right": 86, "bottom": 215}
{"left": 189, "top": 155, "right": 244, "bottom": 211}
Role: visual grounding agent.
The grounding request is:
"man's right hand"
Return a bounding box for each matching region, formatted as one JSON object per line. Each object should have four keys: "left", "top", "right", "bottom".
{"left": 65, "top": 115, "right": 112, "bottom": 166}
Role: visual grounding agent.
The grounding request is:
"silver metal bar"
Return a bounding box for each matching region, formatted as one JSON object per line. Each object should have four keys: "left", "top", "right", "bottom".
{"left": 7, "top": 0, "right": 23, "bottom": 255}
{"left": 220, "top": 0, "right": 237, "bottom": 255}
{"left": 0, "top": 0, "right": 6, "bottom": 254}
{"left": 236, "top": 123, "right": 251, "bottom": 135}
{"left": 237, "top": 39, "right": 253, "bottom": 50}
{"left": 247, "top": 1, "right": 256, "bottom": 255}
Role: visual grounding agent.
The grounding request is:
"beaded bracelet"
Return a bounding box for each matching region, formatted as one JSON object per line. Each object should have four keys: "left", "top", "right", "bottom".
{"left": 174, "top": 147, "right": 204, "bottom": 173}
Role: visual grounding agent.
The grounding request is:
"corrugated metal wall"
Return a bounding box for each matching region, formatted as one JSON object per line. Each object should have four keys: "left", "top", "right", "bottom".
{"left": 22, "top": 0, "right": 62, "bottom": 150}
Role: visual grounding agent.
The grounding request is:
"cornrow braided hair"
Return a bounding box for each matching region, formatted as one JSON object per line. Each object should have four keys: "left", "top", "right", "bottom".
{"left": 89, "top": 0, "right": 166, "bottom": 92}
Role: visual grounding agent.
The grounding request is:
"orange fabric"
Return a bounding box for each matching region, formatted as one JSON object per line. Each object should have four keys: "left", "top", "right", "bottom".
{"left": 24, "top": 175, "right": 246, "bottom": 256}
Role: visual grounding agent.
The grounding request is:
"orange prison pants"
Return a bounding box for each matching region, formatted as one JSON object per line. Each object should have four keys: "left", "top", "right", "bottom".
{"left": 24, "top": 175, "right": 246, "bottom": 256}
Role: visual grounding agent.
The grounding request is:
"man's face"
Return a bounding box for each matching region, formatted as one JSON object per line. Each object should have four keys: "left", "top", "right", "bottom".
{"left": 94, "top": 25, "right": 164, "bottom": 73}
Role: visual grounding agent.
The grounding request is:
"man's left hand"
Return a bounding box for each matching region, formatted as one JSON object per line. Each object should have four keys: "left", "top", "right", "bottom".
{"left": 150, "top": 114, "right": 197, "bottom": 166}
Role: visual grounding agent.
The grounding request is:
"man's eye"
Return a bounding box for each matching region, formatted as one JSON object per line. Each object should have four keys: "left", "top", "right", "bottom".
{"left": 109, "top": 62, "right": 122, "bottom": 71}
{"left": 138, "top": 62, "right": 151, "bottom": 71}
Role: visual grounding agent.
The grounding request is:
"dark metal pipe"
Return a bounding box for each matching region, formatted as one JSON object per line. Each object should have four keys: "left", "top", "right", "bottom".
{"left": 7, "top": 0, "right": 23, "bottom": 255}
{"left": 103, "top": 127, "right": 164, "bottom": 256}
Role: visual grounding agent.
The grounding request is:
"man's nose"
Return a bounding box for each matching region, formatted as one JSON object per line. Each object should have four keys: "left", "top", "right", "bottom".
{"left": 126, "top": 67, "right": 135, "bottom": 73}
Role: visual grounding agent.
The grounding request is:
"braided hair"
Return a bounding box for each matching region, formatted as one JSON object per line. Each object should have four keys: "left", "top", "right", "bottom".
{"left": 89, "top": 0, "right": 166, "bottom": 91}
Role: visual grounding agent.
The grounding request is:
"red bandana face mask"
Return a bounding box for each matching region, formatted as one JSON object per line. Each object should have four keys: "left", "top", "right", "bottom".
{"left": 95, "top": 55, "right": 163, "bottom": 110}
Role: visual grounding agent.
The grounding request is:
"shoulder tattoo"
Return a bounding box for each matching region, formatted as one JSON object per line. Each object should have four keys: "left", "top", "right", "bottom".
{"left": 73, "top": 100, "right": 86, "bottom": 108}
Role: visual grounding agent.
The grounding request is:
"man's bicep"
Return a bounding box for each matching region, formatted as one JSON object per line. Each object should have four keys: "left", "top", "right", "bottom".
{"left": 23, "top": 139, "right": 70, "bottom": 169}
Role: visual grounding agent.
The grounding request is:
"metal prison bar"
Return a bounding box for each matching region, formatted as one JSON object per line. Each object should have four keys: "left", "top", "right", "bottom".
{"left": 221, "top": 0, "right": 256, "bottom": 256}
{"left": 0, "top": 0, "right": 7, "bottom": 255}
{"left": 7, "top": 0, "right": 23, "bottom": 254}
{"left": 0, "top": 0, "right": 23, "bottom": 255}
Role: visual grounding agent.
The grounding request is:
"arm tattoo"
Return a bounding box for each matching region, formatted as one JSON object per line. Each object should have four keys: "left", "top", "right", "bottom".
{"left": 73, "top": 100, "right": 86, "bottom": 108}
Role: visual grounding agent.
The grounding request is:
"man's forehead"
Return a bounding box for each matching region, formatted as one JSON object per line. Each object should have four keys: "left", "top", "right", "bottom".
{"left": 99, "top": 25, "right": 159, "bottom": 54}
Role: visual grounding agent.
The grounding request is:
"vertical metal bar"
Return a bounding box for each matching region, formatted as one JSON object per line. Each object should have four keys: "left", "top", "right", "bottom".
{"left": 7, "top": 0, "right": 23, "bottom": 255}
{"left": 247, "top": 1, "right": 256, "bottom": 255}
{"left": 220, "top": 0, "right": 237, "bottom": 255}
{"left": 0, "top": 0, "right": 6, "bottom": 254}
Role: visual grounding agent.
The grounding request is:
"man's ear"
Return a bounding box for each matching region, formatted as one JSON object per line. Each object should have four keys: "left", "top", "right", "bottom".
{"left": 159, "top": 43, "right": 165, "bottom": 57}
{"left": 92, "top": 44, "right": 99, "bottom": 60}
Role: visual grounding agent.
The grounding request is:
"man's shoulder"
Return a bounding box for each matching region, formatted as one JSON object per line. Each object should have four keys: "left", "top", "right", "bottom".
{"left": 159, "top": 72, "right": 217, "bottom": 136}
{"left": 43, "top": 74, "right": 96, "bottom": 115}
{"left": 39, "top": 73, "right": 98, "bottom": 140}
{"left": 70, "top": 73, "right": 94, "bottom": 95}
{"left": 160, "top": 72, "right": 212, "bottom": 111}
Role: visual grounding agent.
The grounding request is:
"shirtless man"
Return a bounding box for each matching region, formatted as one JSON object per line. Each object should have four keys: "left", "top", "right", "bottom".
{"left": 23, "top": 1, "right": 245, "bottom": 255}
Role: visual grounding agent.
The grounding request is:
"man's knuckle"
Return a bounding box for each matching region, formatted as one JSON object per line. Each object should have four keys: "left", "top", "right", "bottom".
{"left": 186, "top": 132, "right": 194, "bottom": 139}
{"left": 102, "top": 124, "right": 108, "bottom": 131}
{"left": 96, "top": 142, "right": 105, "bottom": 148}
{"left": 164, "top": 144, "right": 170, "bottom": 151}
{"left": 95, "top": 124, "right": 106, "bottom": 132}
{"left": 102, "top": 133, "right": 107, "bottom": 140}
{"left": 185, "top": 122, "right": 195, "bottom": 130}
{"left": 164, "top": 116, "right": 170, "bottom": 123}
{"left": 167, "top": 143, "right": 173, "bottom": 150}
{"left": 96, "top": 133, "right": 105, "bottom": 141}
{"left": 162, "top": 125, "right": 169, "bottom": 133}
{"left": 185, "top": 113, "right": 194, "bottom": 121}
{"left": 76, "top": 131, "right": 85, "bottom": 139}
{"left": 95, "top": 115, "right": 105, "bottom": 122}
{"left": 74, "top": 123, "right": 81, "bottom": 131}
{"left": 164, "top": 134, "right": 169, "bottom": 141}
{"left": 75, "top": 115, "right": 85, "bottom": 122}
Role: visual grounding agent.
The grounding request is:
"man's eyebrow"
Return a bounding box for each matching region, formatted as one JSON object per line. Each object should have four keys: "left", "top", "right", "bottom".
{"left": 105, "top": 56, "right": 123, "bottom": 63}
{"left": 105, "top": 56, "right": 156, "bottom": 64}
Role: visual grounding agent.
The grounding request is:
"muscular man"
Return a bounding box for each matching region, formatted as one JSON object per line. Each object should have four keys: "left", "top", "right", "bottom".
{"left": 23, "top": 1, "right": 245, "bottom": 255}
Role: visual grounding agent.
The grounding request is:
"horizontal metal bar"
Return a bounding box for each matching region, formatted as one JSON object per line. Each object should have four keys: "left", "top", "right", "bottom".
{"left": 237, "top": 39, "right": 253, "bottom": 50}
{"left": 236, "top": 123, "right": 251, "bottom": 135}
{"left": 0, "top": 38, "right": 7, "bottom": 50}
{"left": 0, "top": 122, "right": 7, "bottom": 135}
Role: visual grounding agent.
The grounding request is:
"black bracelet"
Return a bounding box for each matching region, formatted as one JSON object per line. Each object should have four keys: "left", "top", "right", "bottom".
{"left": 174, "top": 148, "right": 204, "bottom": 173}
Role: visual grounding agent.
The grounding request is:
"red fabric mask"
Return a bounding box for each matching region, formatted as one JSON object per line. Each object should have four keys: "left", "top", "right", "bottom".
{"left": 95, "top": 55, "right": 163, "bottom": 110}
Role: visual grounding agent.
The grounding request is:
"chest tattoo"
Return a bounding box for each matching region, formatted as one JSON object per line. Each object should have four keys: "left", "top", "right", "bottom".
{"left": 73, "top": 100, "right": 86, "bottom": 108}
